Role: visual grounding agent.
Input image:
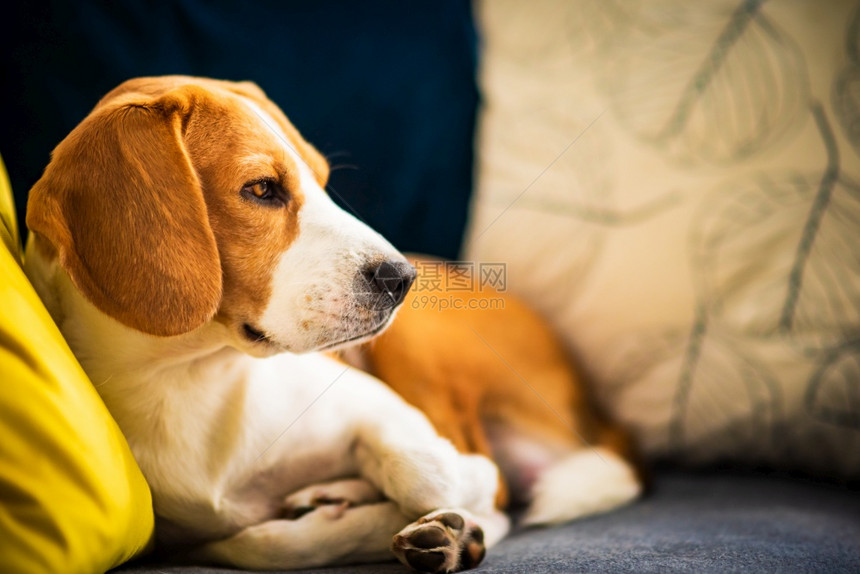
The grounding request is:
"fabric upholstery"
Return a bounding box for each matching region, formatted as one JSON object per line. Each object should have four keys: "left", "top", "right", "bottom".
{"left": 113, "top": 471, "right": 860, "bottom": 574}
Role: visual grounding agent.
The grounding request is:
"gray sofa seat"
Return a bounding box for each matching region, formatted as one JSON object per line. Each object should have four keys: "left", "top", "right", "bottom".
{"left": 114, "top": 470, "right": 860, "bottom": 574}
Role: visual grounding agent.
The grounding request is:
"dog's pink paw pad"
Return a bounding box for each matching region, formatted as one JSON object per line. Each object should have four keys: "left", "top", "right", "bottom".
{"left": 392, "top": 511, "right": 486, "bottom": 573}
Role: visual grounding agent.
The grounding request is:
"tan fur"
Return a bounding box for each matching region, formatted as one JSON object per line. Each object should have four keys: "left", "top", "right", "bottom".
{"left": 358, "top": 255, "right": 645, "bottom": 509}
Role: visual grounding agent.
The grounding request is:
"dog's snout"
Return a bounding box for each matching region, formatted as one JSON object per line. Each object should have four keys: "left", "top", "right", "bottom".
{"left": 362, "top": 260, "right": 417, "bottom": 309}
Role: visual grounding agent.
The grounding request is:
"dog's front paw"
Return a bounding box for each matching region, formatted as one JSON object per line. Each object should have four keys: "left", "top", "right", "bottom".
{"left": 391, "top": 510, "right": 486, "bottom": 573}
{"left": 282, "top": 478, "right": 384, "bottom": 519}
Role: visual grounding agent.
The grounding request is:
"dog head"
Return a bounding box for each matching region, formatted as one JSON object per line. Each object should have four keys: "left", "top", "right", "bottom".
{"left": 26, "top": 76, "right": 415, "bottom": 355}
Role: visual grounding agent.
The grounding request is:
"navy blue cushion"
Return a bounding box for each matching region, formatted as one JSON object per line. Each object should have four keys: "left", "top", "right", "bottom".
{"left": 1, "top": 0, "right": 479, "bottom": 259}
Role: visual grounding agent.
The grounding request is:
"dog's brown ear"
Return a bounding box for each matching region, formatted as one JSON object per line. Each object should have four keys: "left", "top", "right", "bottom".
{"left": 26, "top": 87, "right": 222, "bottom": 336}
{"left": 227, "top": 81, "right": 331, "bottom": 187}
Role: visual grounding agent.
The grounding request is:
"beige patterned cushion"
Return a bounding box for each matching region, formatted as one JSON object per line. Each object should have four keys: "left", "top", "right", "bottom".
{"left": 465, "top": 0, "right": 860, "bottom": 477}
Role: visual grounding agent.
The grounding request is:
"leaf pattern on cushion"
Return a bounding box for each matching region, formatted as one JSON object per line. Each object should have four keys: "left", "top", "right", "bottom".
{"left": 690, "top": 105, "right": 860, "bottom": 352}
{"left": 595, "top": 0, "right": 809, "bottom": 165}
{"left": 806, "top": 338, "right": 860, "bottom": 429}
{"left": 833, "top": 6, "right": 860, "bottom": 157}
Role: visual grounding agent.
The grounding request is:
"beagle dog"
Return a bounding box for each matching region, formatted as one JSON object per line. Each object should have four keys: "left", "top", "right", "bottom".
{"left": 24, "top": 76, "right": 507, "bottom": 572}
{"left": 346, "top": 258, "right": 644, "bottom": 523}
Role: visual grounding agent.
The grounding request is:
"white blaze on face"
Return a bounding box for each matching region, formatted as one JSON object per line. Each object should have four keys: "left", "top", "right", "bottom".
{"left": 241, "top": 98, "right": 404, "bottom": 353}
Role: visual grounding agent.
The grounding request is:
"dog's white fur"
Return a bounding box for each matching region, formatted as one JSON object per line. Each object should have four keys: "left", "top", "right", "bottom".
{"left": 24, "top": 77, "right": 508, "bottom": 570}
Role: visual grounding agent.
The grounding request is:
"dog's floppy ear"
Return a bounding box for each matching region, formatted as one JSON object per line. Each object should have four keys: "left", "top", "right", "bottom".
{"left": 26, "top": 86, "right": 222, "bottom": 337}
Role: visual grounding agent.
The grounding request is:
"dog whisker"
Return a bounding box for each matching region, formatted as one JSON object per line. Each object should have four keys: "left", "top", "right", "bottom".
{"left": 328, "top": 163, "right": 360, "bottom": 173}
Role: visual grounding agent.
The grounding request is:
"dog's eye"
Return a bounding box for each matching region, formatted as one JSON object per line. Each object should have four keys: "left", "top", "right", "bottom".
{"left": 241, "top": 180, "right": 286, "bottom": 206}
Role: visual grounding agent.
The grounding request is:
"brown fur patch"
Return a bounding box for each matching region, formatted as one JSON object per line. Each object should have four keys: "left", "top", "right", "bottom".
{"left": 26, "top": 76, "right": 330, "bottom": 336}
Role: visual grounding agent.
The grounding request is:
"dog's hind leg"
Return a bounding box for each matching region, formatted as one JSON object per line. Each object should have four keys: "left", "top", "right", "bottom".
{"left": 281, "top": 477, "right": 385, "bottom": 518}
{"left": 487, "top": 413, "right": 643, "bottom": 526}
{"left": 520, "top": 445, "right": 642, "bottom": 526}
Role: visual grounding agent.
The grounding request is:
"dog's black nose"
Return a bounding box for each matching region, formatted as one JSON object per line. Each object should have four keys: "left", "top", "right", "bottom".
{"left": 362, "top": 260, "right": 417, "bottom": 309}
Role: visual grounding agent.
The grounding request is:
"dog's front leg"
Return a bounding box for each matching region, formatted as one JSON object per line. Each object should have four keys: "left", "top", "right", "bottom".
{"left": 192, "top": 501, "right": 411, "bottom": 569}
{"left": 351, "top": 408, "right": 500, "bottom": 519}
{"left": 350, "top": 409, "right": 511, "bottom": 572}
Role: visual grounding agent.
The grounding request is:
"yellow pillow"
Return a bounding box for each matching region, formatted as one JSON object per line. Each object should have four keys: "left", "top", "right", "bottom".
{"left": 0, "top": 155, "right": 18, "bottom": 257}
{"left": 0, "top": 156, "right": 154, "bottom": 573}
